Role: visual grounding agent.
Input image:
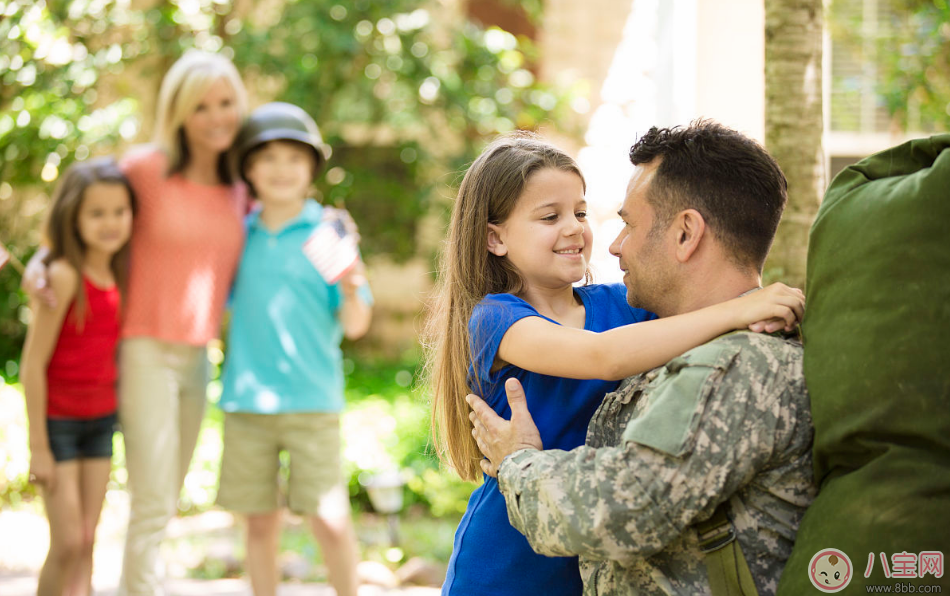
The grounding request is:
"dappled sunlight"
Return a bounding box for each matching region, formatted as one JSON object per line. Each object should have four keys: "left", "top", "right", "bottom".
{"left": 269, "top": 287, "right": 300, "bottom": 360}
{"left": 0, "top": 506, "right": 49, "bottom": 571}
{"left": 0, "top": 486, "right": 127, "bottom": 590}
{"left": 0, "top": 381, "right": 30, "bottom": 487}
{"left": 343, "top": 403, "right": 400, "bottom": 473}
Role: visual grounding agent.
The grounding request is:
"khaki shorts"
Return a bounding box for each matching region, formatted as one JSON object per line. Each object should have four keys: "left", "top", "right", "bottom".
{"left": 216, "top": 411, "right": 350, "bottom": 518}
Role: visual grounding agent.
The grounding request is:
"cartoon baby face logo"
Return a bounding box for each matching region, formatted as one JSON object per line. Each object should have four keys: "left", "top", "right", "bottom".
{"left": 809, "top": 548, "right": 853, "bottom": 592}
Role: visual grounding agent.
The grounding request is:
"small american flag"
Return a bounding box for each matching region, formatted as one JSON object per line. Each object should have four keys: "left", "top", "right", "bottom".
{"left": 302, "top": 211, "right": 359, "bottom": 284}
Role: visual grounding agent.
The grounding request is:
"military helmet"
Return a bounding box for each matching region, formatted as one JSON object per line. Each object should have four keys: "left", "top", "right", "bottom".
{"left": 236, "top": 102, "right": 329, "bottom": 182}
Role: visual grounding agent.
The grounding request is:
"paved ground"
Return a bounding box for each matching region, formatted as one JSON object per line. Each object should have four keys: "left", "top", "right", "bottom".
{"left": 0, "top": 496, "right": 441, "bottom": 596}
{"left": 0, "top": 571, "right": 440, "bottom": 596}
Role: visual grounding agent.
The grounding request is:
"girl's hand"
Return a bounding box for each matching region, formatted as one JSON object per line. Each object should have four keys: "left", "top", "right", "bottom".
{"left": 29, "top": 448, "right": 56, "bottom": 493}
{"left": 735, "top": 283, "right": 805, "bottom": 333}
{"left": 22, "top": 251, "right": 56, "bottom": 309}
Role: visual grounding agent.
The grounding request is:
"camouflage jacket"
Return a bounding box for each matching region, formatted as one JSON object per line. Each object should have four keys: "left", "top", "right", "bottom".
{"left": 497, "top": 331, "right": 815, "bottom": 596}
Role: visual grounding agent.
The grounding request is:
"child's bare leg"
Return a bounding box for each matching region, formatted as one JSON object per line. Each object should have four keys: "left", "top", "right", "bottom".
{"left": 64, "top": 458, "right": 111, "bottom": 596}
{"left": 37, "top": 461, "right": 82, "bottom": 596}
{"left": 245, "top": 510, "right": 281, "bottom": 596}
{"left": 308, "top": 506, "right": 359, "bottom": 596}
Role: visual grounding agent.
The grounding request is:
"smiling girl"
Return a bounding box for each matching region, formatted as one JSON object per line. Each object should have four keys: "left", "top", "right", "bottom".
{"left": 22, "top": 158, "right": 135, "bottom": 596}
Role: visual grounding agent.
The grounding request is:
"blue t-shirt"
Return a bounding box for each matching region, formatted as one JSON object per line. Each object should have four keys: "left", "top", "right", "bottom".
{"left": 219, "top": 201, "right": 371, "bottom": 414}
{"left": 442, "top": 283, "right": 655, "bottom": 596}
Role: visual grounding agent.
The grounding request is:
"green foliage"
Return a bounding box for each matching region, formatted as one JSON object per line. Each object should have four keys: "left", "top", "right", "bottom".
{"left": 228, "top": 0, "right": 582, "bottom": 260}
{"left": 0, "top": 0, "right": 140, "bottom": 369}
{"left": 0, "top": 379, "right": 35, "bottom": 505}
{"left": 829, "top": 0, "right": 950, "bottom": 132}
{"left": 875, "top": 0, "right": 950, "bottom": 129}
{"left": 230, "top": 0, "right": 576, "bottom": 148}
{"left": 0, "top": 267, "right": 28, "bottom": 384}
{"left": 321, "top": 144, "right": 429, "bottom": 260}
{"left": 340, "top": 355, "right": 474, "bottom": 518}
{"left": 0, "top": 0, "right": 139, "bottom": 189}
{"left": 0, "top": 0, "right": 583, "bottom": 370}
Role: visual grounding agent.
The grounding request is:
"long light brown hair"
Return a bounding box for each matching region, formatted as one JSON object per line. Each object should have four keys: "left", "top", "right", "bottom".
{"left": 424, "top": 132, "right": 586, "bottom": 481}
{"left": 43, "top": 157, "right": 137, "bottom": 326}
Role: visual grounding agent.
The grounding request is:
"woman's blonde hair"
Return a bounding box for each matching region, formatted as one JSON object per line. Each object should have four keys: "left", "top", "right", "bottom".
{"left": 152, "top": 50, "right": 247, "bottom": 183}
{"left": 424, "top": 132, "right": 587, "bottom": 481}
{"left": 43, "top": 157, "right": 137, "bottom": 327}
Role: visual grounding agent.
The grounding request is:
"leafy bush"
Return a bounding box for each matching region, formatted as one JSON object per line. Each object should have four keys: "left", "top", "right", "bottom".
{"left": 0, "top": 267, "right": 29, "bottom": 385}
{"left": 340, "top": 354, "right": 474, "bottom": 518}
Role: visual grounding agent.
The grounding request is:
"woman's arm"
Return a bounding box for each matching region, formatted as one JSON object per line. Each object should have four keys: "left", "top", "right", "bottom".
{"left": 21, "top": 246, "right": 56, "bottom": 308}
{"left": 339, "top": 260, "right": 372, "bottom": 340}
{"left": 498, "top": 283, "right": 803, "bottom": 381}
{"left": 20, "top": 260, "right": 78, "bottom": 492}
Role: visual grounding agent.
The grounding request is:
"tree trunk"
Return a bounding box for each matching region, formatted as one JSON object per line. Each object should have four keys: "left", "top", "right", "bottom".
{"left": 763, "top": 0, "right": 824, "bottom": 289}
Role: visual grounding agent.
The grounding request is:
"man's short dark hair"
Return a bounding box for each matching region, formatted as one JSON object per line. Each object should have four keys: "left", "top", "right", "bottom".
{"left": 629, "top": 119, "right": 788, "bottom": 272}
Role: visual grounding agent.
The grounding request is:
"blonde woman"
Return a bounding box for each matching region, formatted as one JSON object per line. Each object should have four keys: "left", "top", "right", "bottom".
{"left": 25, "top": 50, "right": 248, "bottom": 594}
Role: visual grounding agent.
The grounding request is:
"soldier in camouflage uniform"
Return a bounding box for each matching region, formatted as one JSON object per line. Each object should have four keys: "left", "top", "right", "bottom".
{"left": 468, "top": 120, "right": 816, "bottom": 596}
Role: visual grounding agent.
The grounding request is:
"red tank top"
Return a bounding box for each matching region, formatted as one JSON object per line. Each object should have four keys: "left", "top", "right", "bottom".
{"left": 47, "top": 277, "right": 121, "bottom": 419}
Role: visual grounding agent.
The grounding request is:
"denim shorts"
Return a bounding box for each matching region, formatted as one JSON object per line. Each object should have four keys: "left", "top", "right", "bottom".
{"left": 46, "top": 413, "right": 117, "bottom": 462}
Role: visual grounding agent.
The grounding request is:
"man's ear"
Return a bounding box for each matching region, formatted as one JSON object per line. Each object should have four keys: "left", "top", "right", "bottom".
{"left": 672, "top": 209, "right": 706, "bottom": 262}
{"left": 487, "top": 223, "right": 508, "bottom": 256}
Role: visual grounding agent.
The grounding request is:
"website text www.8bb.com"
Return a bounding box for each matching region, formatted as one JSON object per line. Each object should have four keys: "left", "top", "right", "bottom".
{"left": 864, "top": 584, "right": 942, "bottom": 593}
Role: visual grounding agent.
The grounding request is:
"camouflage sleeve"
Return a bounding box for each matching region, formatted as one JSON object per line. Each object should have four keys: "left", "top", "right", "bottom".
{"left": 497, "top": 333, "right": 805, "bottom": 563}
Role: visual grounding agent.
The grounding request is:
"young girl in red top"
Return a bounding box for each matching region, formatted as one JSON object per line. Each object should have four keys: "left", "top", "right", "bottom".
{"left": 21, "top": 158, "right": 135, "bottom": 596}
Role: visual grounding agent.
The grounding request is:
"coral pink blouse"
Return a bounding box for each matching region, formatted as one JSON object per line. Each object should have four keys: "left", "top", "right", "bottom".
{"left": 120, "top": 148, "right": 246, "bottom": 346}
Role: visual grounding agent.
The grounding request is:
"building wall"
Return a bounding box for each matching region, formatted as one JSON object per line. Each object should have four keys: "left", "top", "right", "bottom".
{"left": 694, "top": 0, "right": 765, "bottom": 141}
{"left": 537, "top": 0, "right": 767, "bottom": 281}
{"left": 539, "top": 0, "right": 633, "bottom": 123}
{"left": 540, "top": 0, "right": 766, "bottom": 140}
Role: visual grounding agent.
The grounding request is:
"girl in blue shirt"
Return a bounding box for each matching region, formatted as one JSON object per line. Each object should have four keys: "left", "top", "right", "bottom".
{"left": 425, "top": 133, "right": 803, "bottom": 596}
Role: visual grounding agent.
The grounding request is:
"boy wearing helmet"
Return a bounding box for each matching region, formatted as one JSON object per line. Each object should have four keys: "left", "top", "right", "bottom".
{"left": 216, "top": 102, "right": 372, "bottom": 596}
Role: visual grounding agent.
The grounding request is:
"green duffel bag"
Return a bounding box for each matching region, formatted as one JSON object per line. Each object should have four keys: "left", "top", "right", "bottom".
{"left": 778, "top": 134, "right": 950, "bottom": 595}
